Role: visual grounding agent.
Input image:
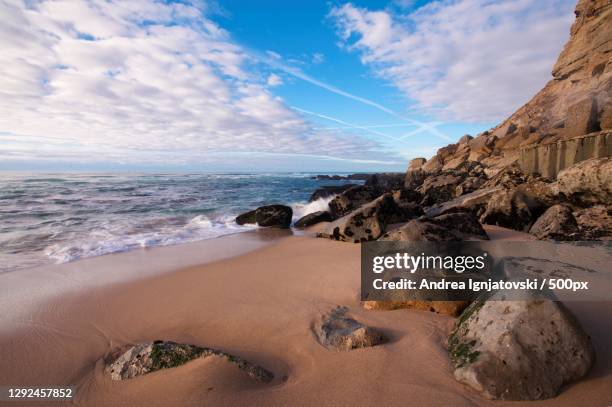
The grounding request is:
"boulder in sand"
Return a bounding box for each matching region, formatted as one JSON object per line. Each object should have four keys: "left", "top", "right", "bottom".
{"left": 294, "top": 211, "right": 333, "bottom": 228}
{"left": 318, "top": 194, "right": 399, "bottom": 242}
{"left": 105, "top": 341, "right": 274, "bottom": 383}
{"left": 448, "top": 292, "right": 595, "bottom": 400}
{"left": 315, "top": 307, "right": 386, "bottom": 351}
{"left": 529, "top": 204, "right": 579, "bottom": 240}
{"left": 236, "top": 205, "right": 292, "bottom": 228}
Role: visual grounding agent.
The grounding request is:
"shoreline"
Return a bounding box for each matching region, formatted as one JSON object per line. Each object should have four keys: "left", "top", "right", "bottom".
{"left": 1, "top": 227, "right": 610, "bottom": 406}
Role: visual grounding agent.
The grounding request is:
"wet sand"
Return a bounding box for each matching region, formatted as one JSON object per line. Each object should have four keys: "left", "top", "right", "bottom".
{"left": 0, "top": 226, "right": 610, "bottom": 406}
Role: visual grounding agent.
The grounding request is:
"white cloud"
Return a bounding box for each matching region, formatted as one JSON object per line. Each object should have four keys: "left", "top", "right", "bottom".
{"left": 329, "top": 0, "right": 575, "bottom": 122}
{"left": 266, "top": 73, "right": 283, "bottom": 87}
{"left": 0, "top": 0, "right": 396, "bottom": 167}
{"left": 312, "top": 52, "right": 325, "bottom": 64}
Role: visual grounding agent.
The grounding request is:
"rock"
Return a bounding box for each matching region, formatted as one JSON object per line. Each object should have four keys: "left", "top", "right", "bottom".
{"left": 380, "top": 219, "right": 460, "bottom": 241}
{"left": 315, "top": 307, "right": 386, "bottom": 351}
{"left": 365, "top": 173, "right": 405, "bottom": 190}
{"left": 380, "top": 212, "right": 488, "bottom": 241}
{"left": 455, "top": 176, "right": 485, "bottom": 197}
{"left": 406, "top": 0, "right": 611, "bottom": 178}
{"left": 529, "top": 204, "right": 579, "bottom": 240}
{"left": 236, "top": 205, "right": 292, "bottom": 228}
{"left": 479, "top": 189, "right": 539, "bottom": 232}
{"left": 564, "top": 97, "right": 599, "bottom": 139}
{"left": 363, "top": 300, "right": 469, "bottom": 317}
{"left": 573, "top": 205, "right": 612, "bottom": 240}
{"left": 235, "top": 210, "right": 257, "bottom": 225}
{"left": 318, "top": 194, "right": 399, "bottom": 242}
{"left": 555, "top": 158, "right": 612, "bottom": 205}
{"left": 407, "top": 157, "right": 427, "bottom": 172}
{"left": 449, "top": 292, "right": 595, "bottom": 400}
{"left": 404, "top": 169, "right": 428, "bottom": 190}
{"left": 105, "top": 341, "right": 274, "bottom": 383}
{"left": 417, "top": 174, "right": 464, "bottom": 206}
{"left": 390, "top": 189, "right": 424, "bottom": 222}
{"left": 294, "top": 211, "right": 333, "bottom": 228}
{"left": 327, "top": 185, "right": 383, "bottom": 218}
{"left": 308, "top": 184, "right": 356, "bottom": 202}
{"left": 426, "top": 187, "right": 502, "bottom": 218}
{"left": 421, "top": 156, "right": 444, "bottom": 173}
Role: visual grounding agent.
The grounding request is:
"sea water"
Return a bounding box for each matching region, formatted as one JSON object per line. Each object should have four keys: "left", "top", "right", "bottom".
{"left": 0, "top": 173, "right": 358, "bottom": 272}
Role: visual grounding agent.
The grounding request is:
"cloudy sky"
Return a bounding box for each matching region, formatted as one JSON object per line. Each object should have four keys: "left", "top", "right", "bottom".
{"left": 0, "top": 0, "right": 575, "bottom": 172}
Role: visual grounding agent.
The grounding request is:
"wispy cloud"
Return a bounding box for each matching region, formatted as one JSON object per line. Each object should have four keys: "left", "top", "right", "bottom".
{"left": 0, "top": 0, "right": 400, "bottom": 168}
{"left": 329, "top": 0, "right": 575, "bottom": 122}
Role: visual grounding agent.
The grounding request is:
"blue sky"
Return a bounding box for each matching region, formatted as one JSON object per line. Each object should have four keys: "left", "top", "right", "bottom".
{"left": 0, "top": 0, "right": 575, "bottom": 172}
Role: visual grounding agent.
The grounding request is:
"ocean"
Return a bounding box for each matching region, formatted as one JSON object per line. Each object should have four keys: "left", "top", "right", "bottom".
{"left": 0, "top": 173, "right": 358, "bottom": 273}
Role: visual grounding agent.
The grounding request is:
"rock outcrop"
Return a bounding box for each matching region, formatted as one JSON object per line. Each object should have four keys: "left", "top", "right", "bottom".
{"left": 380, "top": 212, "right": 488, "bottom": 241}
{"left": 555, "top": 157, "right": 612, "bottom": 205}
{"left": 315, "top": 307, "right": 386, "bottom": 351}
{"left": 309, "top": 184, "right": 356, "bottom": 202}
{"left": 327, "top": 185, "right": 383, "bottom": 218}
{"left": 411, "top": 0, "right": 611, "bottom": 177}
{"left": 294, "top": 211, "right": 333, "bottom": 228}
{"left": 318, "top": 194, "right": 399, "bottom": 242}
{"left": 449, "top": 292, "right": 595, "bottom": 400}
{"left": 105, "top": 341, "right": 274, "bottom": 383}
{"left": 236, "top": 205, "right": 293, "bottom": 228}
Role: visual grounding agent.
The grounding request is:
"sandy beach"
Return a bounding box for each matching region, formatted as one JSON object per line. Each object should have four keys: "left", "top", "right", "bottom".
{"left": 0, "top": 226, "right": 610, "bottom": 407}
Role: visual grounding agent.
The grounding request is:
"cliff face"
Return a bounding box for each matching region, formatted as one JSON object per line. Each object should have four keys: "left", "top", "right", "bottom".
{"left": 414, "top": 0, "right": 611, "bottom": 178}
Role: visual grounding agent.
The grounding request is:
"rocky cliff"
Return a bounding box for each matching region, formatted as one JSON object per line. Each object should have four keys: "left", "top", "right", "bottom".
{"left": 412, "top": 0, "right": 611, "bottom": 178}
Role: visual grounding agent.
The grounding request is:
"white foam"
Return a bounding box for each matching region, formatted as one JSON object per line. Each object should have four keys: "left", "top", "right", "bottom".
{"left": 291, "top": 196, "right": 334, "bottom": 221}
{"left": 43, "top": 214, "right": 257, "bottom": 264}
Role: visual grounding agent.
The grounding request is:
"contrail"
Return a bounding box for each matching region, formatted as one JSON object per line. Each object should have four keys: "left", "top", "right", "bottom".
{"left": 291, "top": 106, "right": 411, "bottom": 145}
{"left": 254, "top": 51, "right": 452, "bottom": 142}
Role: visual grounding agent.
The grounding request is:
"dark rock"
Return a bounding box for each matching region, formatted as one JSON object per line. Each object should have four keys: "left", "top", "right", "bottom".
{"left": 449, "top": 292, "right": 595, "bottom": 400}
{"left": 389, "top": 189, "right": 424, "bottom": 223}
{"left": 315, "top": 307, "right": 386, "bottom": 351}
{"left": 294, "top": 211, "right": 333, "bottom": 228}
{"left": 235, "top": 210, "right": 257, "bottom": 225}
{"left": 255, "top": 205, "right": 293, "bottom": 228}
{"left": 365, "top": 173, "right": 405, "bottom": 190}
{"left": 529, "top": 204, "right": 580, "bottom": 240}
{"left": 236, "top": 205, "right": 292, "bottom": 228}
{"left": 328, "top": 185, "right": 383, "bottom": 218}
{"left": 308, "top": 184, "right": 356, "bottom": 202}
{"left": 417, "top": 174, "right": 464, "bottom": 206}
{"left": 318, "top": 194, "right": 399, "bottom": 242}
{"left": 404, "top": 169, "right": 428, "bottom": 190}
{"left": 105, "top": 341, "right": 274, "bottom": 383}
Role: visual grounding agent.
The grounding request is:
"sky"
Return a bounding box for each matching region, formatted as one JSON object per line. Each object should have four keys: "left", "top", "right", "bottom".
{"left": 0, "top": 0, "right": 576, "bottom": 172}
